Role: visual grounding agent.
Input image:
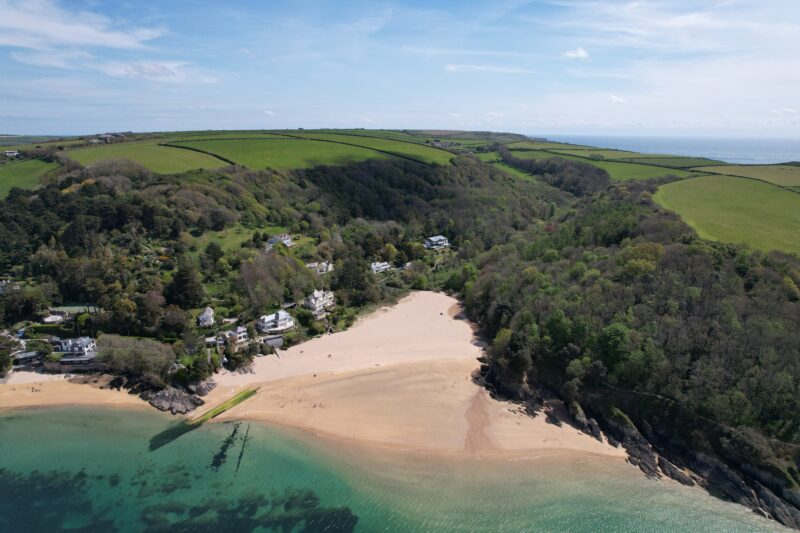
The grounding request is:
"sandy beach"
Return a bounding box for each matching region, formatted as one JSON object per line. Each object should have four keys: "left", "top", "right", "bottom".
{"left": 0, "top": 291, "right": 624, "bottom": 460}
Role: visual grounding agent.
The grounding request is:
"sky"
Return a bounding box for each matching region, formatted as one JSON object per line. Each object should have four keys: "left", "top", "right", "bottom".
{"left": 1, "top": 0, "right": 799, "bottom": 137}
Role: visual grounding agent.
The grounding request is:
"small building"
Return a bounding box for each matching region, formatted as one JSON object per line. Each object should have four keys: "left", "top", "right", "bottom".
{"left": 221, "top": 326, "right": 249, "bottom": 350}
{"left": 306, "top": 261, "right": 334, "bottom": 275}
{"left": 3, "top": 150, "right": 20, "bottom": 158}
{"left": 0, "top": 280, "right": 19, "bottom": 295}
{"left": 257, "top": 310, "right": 296, "bottom": 334}
{"left": 424, "top": 235, "right": 450, "bottom": 250}
{"left": 266, "top": 234, "right": 293, "bottom": 249}
{"left": 42, "top": 314, "right": 64, "bottom": 324}
{"left": 304, "top": 289, "right": 335, "bottom": 319}
{"left": 371, "top": 261, "right": 391, "bottom": 274}
{"left": 12, "top": 351, "right": 42, "bottom": 368}
{"left": 198, "top": 307, "right": 215, "bottom": 328}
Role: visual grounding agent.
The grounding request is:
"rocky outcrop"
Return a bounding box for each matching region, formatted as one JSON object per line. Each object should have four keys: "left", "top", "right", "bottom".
{"left": 143, "top": 386, "right": 205, "bottom": 414}
{"left": 187, "top": 379, "right": 217, "bottom": 397}
{"left": 657, "top": 456, "right": 695, "bottom": 486}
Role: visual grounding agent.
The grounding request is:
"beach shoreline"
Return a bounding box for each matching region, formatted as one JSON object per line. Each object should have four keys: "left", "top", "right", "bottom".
{"left": 0, "top": 291, "right": 624, "bottom": 462}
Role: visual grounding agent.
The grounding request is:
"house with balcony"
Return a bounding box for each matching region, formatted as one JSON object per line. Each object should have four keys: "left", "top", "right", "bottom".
{"left": 257, "top": 310, "right": 296, "bottom": 334}
{"left": 306, "top": 261, "right": 334, "bottom": 275}
{"left": 47, "top": 336, "right": 100, "bottom": 372}
{"left": 304, "top": 289, "right": 335, "bottom": 319}
{"left": 424, "top": 235, "right": 450, "bottom": 250}
{"left": 266, "top": 234, "right": 293, "bottom": 250}
{"left": 370, "top": 261, "right": 391, "bottom": 274}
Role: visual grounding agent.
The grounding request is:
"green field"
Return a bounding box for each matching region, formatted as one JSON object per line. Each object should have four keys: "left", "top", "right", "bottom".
{"left": 622, "top": 156, "right": 725, "bottom": 168}
{"left": 475, "top": 152, "right": 502, "bottom": 162}
{"left": 511, "top": 150, "right": 699, "bottom": 181}
{"left": 548, "top": 148, "right": 657, "bottom": 159}
{"left": 68, "top": 141, "right": 227, "bottom": 174}
{"left": 654, "top": 175, "right": 800, "bottom": 255}
{"left": 0, "top": 159, "right": 60, "bottom": 197}
{"left": 694, "top": 165, "right": 800, "bottom": 187}
{"left": 191, "top": 224, "right": 288, "bottom": 253}
{"left": 169, "top": 138, "right": 391, "bottom": 169}
{"left": 289, "top": 132, "right": 453, "bottom": 165}
{"left": 507, "top": 141, "right": 597, "bottom": 150}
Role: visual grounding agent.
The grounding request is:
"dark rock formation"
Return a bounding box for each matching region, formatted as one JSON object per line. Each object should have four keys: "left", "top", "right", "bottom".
{"left": 143, "top": 387, "right": 205, "bottom": 414}
{"left": 187, "top": 379, "right": 217, "bottom": 397}
{"left": 658, "top": 456, "right": 694, "bottom": 486}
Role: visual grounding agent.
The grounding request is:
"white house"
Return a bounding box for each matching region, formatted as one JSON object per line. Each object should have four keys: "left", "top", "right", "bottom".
{"left": 50, "top": 337, "right": 97, "bottom": 367}
{"left": 371, "top": 261, "right": 391, "bottom": 273}
{"left": 198, "top": 307, "right": 215, "bottom": 328}
{"left": 306, "top": 261, "right": 334, "bottom": 275}
{"left": 266, "top": 234, "right": 293, "bottom": 249}
{"left": 424, "top": 235, "right": 450, "bottom": 250}
{"left": 3, "top": 150, "right": 20, "bottom": 158}
{"left": 221, "top": 326, "right": 249, "bottom": 349}
{"left": 304, "top": 289, "right": 335, "bottom": 319}
{"left": 257, "top": 310, "right": 295, "bottom": 334}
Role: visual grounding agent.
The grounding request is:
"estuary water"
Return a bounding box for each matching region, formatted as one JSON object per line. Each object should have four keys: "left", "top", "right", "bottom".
{"left": 0, "top": 407, "right": 787, "bottom": 532}
{"left": 543, "top": 135, "right": 800, "bottom": 164}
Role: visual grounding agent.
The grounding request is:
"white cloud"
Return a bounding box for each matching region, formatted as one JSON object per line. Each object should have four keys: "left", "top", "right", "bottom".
{"left": 609, "top": 94, "right": 627, "bottom": 104}
{"left": 770, "top": 107, "right": 798, "bottom": 115}
{"left": 444, "top": 63, "right": 533, "bottom": 74}
{"left": 0, "top": 0, "right": 164, "bottom": 50}
{"left": 263, "top": 109, "right": 276, "bottom": 116}
{"left": 449, "top": 112, "right": 463, "bottom": 118}
{"left": 563, "top": 47, "right": 589, "bottom": 59}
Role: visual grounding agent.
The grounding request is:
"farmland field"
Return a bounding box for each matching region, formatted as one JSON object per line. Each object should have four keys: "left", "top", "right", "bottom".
{"left": 511, "top": 150, "right": 699, "bottom": 181}
{"left": 288, "top": 132, "right": 453, "bottom": 164}
{"left": 170, "top": 138, "right": 390, "bottom": 169}
{"left": 161, "top": 132, "right": 289, "bottom": 142}
{"left": 623, "top": 156, "right": 726, "bottom": 168}
{"left": 0, "top": 159, "right": 60, "bottom": 197}
{"left": 507, "top": 141, "right": 597, "bottom": 150}
{"left": 547, "top": 148, "right": 657, "bottom": 159}
{"left": 694, "top": 165, "right": 800, "bottom": 187}
{"left": 654, "top": 175, "right": 800, "bottom": 255}
{"left": 68, "top": 141, "right": 227, "bottom": 174}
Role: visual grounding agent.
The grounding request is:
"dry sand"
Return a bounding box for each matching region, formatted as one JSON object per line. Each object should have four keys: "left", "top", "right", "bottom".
{"left": 0, "top": 291, "right": 624, "bottom": 461}
{"left": 0, "top": 374, "right": 147, "bottom": 411}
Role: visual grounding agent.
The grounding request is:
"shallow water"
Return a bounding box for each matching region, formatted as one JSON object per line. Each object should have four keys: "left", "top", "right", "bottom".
{"left": 0, "top": 407, "right": 786, "bottom": 532}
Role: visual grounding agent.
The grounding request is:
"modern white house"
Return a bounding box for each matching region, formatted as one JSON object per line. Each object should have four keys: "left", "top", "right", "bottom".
{"left": 266, "top": 234, "right": 293, "bottom": 249}
{"left": 306, "top": 261, "right": 334, "bottom": 275}
{"left": 51, "top": 337, "right": 96, "bottom": 357}
{"left": 424, "top": 235, "right": 450, "bottom": 250}
{"left": 304, "top": 289, "right": 335, "bottom": 319}
{"left": 3, "top": 150, "right": 20, "bottom": 158}
{"left": 371, "top": 261, "right": 391, "bottom": 273}
{"left": 198, "top": 307, "right": 215, "bottom": 328}
{"left": 257, "top": 310, "right": 296, "bottom": 334}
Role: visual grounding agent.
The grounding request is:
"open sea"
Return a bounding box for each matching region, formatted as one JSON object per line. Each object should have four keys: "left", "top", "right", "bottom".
{"left": 0, "top": 407, "right": 787, "bottom": 532}
{"left": 542, "top": 135, "right": 800, "bottom": 165}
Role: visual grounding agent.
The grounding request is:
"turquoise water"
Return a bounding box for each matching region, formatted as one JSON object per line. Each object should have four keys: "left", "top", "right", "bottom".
{"left": 0, "top": 407, "right": 787, "bottom": 532}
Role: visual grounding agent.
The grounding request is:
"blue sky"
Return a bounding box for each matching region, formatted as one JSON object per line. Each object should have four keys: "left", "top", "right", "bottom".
{"left": 1, "top": 0, "right": 799, "bottom": 136}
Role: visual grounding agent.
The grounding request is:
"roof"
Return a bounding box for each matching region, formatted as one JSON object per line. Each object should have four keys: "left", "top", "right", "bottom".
{"left": 426, "top": 235, "right": 448, "bottom": 242}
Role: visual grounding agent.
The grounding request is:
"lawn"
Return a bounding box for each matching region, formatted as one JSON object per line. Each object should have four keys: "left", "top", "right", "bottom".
{"left": 170, "top": 138, "right": 391, "bottom": 169}
{"left": 0, "top": 159, "right": 60, "bottom": 197}
{"left": 511, "top": 150, "right": 698, "bottom": 181}
{"left": 622, "top": 156, "right": 725, "bottom": 168}
{"left": 191, "top": 224, "right": 288, "bottom": 253}
{"left": 68, "top": 141, "right": 227, "bottom": 174}
{"left": 694, "top": 165, "right": 800, "bottom": 187}
{"left": 654, "top": 175, "right": 800, "bottom": 255}
{"left": 290, "top": 133, "right": 453, "bottom": 165}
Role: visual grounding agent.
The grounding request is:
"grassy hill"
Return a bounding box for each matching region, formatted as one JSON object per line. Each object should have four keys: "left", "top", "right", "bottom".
{"left": 695, "top": 164, "right": 800, "bottom": 187}
{"left": 0, "top": 159, "right": 60, "bottom": 197}
{"left": 68, "top": 141, "right": 227, "bottom": 174}
{"left": 654, "top": 175, "right": 800, "bottom": 255}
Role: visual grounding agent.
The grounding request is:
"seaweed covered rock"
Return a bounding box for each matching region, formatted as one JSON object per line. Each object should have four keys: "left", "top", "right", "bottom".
{"left": 143, "top": 387, "right": 204, "bottom": 414}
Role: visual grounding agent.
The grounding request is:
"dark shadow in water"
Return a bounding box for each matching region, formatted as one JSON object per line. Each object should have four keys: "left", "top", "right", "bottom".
{"left": 148, "top": 420, "right": 200, "bottom": 451}
{"left": 211, "top": 423, "right": 240, "bottom": 470}
{"left": 236, "top": 423, "right": 251, "bottom": 474}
